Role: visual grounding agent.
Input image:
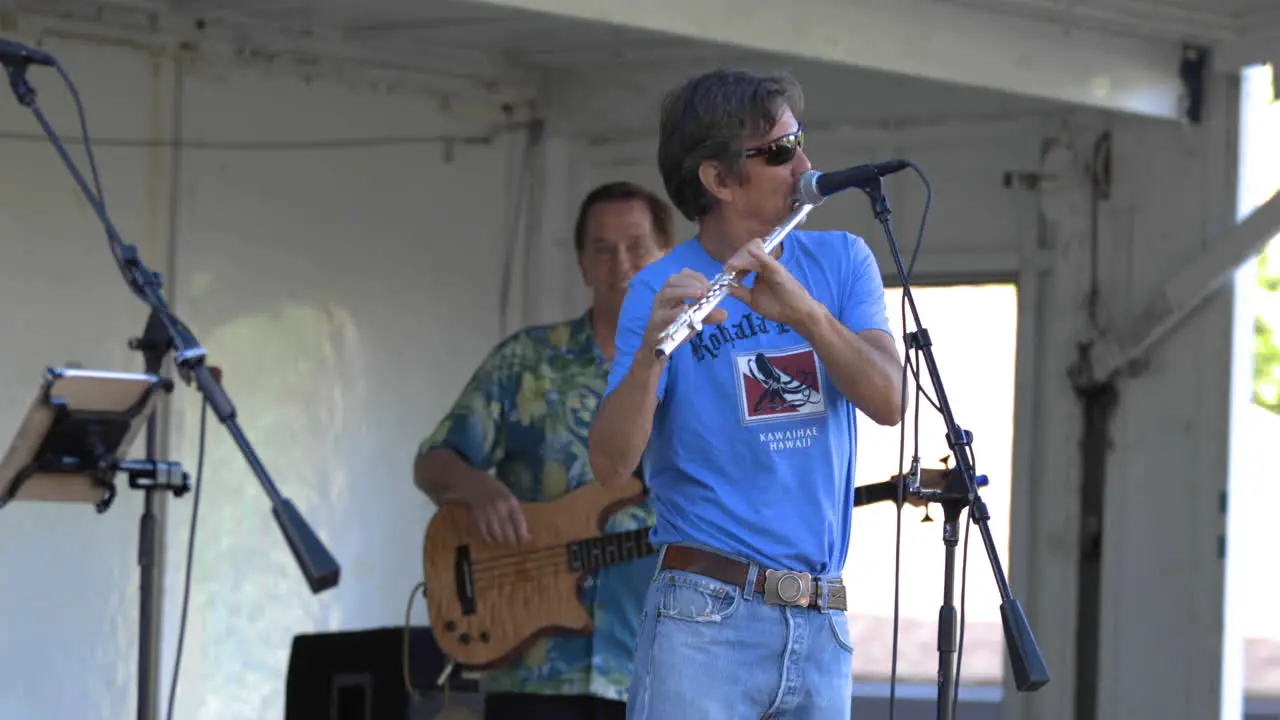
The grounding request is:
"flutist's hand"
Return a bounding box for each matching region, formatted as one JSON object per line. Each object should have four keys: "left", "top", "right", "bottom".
{"left": 641, "top": 268, "right": 729, "bottom": 359}
{"left": 723, "top": 239, "right": 822, "bottom": 334}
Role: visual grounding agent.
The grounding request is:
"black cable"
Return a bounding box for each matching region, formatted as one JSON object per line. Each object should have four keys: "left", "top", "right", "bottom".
{"left": 53, "top": 63, "right": 104, "bottom": 204}
{"left": 904, "top": 167, "right": 931, "bottom": 281}
{"left": 888, "top": 299, "right": 911, "bottom": 719}
{"left": 889, "top": 163, "right": 981, "bottom": 716}
{"left": 887, "top": 163, "right": 933, "bottom": 720}
{"left": 0, "top": 125, "right": 525, "bottom": 151}
{"left": 952, "top": 440, "right": 979, "bottom": 709}
{"left": 954, "top": 503, "right": 973, "bottom": 710}
{"left": 166, "top": 398, "right": 208, "bottom": 720}
{"left": 905, "top": 352, "right": 943, "bottom": 413}
{"left": 47, "top": 61, "right": 146, "bottom": 300}
{"left": 41, "top": 58, "right": 248, "bottom": 377}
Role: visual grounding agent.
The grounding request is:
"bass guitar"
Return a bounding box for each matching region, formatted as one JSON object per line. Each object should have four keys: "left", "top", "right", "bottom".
{"left": 422, "top": 475, "right": 652, "bottom": 669}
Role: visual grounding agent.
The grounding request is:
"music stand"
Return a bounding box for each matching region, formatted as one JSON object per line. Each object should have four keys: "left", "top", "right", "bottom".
{"left": 0, "top": 367, "right": 184, "bottom": 512}
{"left": 0, "top": 366, "right": 189, "bottom": 720}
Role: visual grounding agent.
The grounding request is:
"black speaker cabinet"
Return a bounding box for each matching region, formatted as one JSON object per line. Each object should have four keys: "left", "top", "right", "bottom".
{"left": 285, "top": 626, "right": 481, "bottom": 720}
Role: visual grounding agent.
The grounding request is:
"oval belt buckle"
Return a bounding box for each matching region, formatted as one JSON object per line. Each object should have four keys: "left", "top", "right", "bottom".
{"left": 764, "top": 569, "right": 813, "bottom": 607}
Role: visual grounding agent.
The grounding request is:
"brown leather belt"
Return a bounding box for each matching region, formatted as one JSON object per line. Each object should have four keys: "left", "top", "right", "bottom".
{"left": 660, "top": 544, "right": 847, "bottom": 611}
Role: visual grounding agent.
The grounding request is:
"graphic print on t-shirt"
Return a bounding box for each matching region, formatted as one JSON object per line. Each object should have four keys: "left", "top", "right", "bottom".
{"left": 732, "top": 344, "right": 827, "bottom": 426}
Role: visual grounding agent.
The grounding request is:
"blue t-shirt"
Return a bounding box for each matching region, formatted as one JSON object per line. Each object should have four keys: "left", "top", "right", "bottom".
{"left": 604, "top": 229, "right": 893, "bottom": 576}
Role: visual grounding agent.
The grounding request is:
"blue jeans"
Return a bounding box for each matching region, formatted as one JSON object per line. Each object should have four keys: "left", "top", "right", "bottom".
{"left": 626, "top": 547, "right": 854, "bottom": 719}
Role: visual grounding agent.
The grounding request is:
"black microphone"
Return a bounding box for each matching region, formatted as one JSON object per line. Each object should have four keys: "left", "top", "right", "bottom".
{"left": 0, "top": 37, "right": 56, "bottom": 68}
{"left": 797, "top": 160, "right": 910, "bottom": 204}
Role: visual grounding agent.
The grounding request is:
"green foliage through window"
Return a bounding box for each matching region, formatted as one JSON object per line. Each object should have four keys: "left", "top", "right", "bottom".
{"left": 1255, "top": 238, "right": 1280, "bottom": 414}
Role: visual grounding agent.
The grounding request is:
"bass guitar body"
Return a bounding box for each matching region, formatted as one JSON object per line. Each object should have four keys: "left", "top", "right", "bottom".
{"left": 422, "top": 476, "right": 653, "bottom": 669}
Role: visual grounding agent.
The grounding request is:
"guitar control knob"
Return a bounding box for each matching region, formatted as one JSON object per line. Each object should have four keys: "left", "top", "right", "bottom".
{"left": 459, "top": 633, "right": 472, "bottom": 645}
{"left": 480, "top": 632, "right": 490, "bottom": 643}
{"left": 445, "top": 621, "right": 457, "bottom": 632}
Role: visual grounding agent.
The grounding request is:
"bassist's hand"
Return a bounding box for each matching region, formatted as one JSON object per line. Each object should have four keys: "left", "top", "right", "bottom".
{"left": 464, "top": 474, "right": 532, "bottom": 546}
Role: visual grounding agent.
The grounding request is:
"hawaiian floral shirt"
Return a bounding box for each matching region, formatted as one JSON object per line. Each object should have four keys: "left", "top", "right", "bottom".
{"left": 418, "top": 311, "right": 657, "bottom": 701}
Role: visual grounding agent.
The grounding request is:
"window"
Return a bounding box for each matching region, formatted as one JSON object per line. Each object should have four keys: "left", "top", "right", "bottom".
{"left": 845, "top": 283, "right": 1018, "bottom": 696}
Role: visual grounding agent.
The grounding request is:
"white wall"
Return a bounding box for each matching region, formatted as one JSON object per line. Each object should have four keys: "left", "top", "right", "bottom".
{"left": 1095, "top": 79, "right": 1239, "bottom": 720}
{"left": 160, "top": 58, "right": 532, "bottom": 720}
{"left": 1007, "top": 74, "right": 1242, "bottom": 719}
{"left": 0, "top": 33, "right": 529, "bottom": 719}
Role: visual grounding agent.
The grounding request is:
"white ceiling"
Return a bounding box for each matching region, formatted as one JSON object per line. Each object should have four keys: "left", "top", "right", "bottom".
{"left": 6, "top": 0, "right": 1276, "bottom": 120}
{"left": 21, "top": 0, "right": 1273, "bottom": 48}
{"left": 944, "top": 0, "right": 1276, "bottom": 42}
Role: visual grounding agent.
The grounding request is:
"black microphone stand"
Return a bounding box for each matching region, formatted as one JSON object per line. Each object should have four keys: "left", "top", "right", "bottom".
{"left": 855, "top": 174, "right": 1050, "bottom": 719}
{"left": 3, "top": 48, "right": 340, "bottom": 720}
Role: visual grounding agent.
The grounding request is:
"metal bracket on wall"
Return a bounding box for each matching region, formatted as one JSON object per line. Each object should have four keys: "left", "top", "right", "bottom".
{"left": 1180, "top": 44, "right": 1210, "bottom": 125}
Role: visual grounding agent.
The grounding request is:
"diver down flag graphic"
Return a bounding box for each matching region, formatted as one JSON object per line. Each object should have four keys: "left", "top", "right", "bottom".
{"left": 733, "top": 346, "right": 827, "bottom": 425}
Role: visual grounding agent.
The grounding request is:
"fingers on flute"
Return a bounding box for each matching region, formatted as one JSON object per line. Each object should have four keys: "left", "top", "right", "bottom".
{"left": 723, "top": 239, "right": 767, "bottom": 274}
{"left": 658, "top": 272, "right": 710, "bottom": 304}
{"left": 656, "top": 287, "right": 702, "bottom": 310}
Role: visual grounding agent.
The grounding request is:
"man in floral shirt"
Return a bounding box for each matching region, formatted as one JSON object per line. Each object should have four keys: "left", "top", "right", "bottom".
{"left": 414, "top": 181, "right": 675, "bottom": 719}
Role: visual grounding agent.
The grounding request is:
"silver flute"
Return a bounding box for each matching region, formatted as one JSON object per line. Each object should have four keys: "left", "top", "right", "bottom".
{"left": 653, "top": 173, "right": 825, "bottom": 359}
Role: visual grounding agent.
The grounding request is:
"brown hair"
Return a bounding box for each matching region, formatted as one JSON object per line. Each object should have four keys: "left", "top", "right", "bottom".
{"left": 573, "top": 181, "right": 675, "bottom": 255}
{"left": 657, "top": 68, "right": 804, "bottom": 221}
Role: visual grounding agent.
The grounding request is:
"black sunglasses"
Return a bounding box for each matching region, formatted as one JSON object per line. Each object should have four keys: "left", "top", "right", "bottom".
{"left": 743, "top": 129, "right": 804, "bottom": 166}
